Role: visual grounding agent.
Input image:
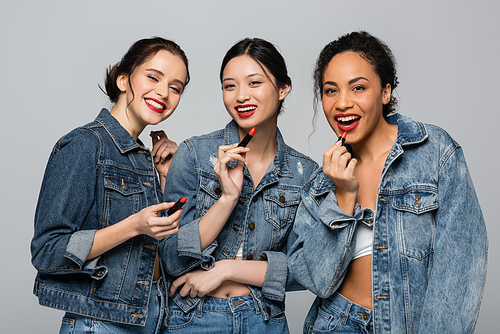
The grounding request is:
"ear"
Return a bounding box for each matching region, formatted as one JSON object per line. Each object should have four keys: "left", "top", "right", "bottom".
{"left": 382, "top": 83, "right": 392, "bottom": 105}
{"left": 278, "top": 84, "right": 291, "bottom": 101}
{"left": 116, "top": 74, "right": 128, "bottom": 93}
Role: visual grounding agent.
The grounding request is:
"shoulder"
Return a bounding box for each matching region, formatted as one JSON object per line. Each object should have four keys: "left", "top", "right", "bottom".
{"left": 304, "top": 168, "right": 335, "bottom": 196}
{"left": 53, "top": 121, "right": 102, "bottom": 156}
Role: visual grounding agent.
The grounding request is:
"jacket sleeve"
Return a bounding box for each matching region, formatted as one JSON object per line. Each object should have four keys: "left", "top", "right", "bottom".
{"left": 287, "top": 183, "right": 358, "bottom": 299}
{"left": 158, "top": 141, "right": 218, "bottom": 277}
{"left": 418, "top": 144, "right": 487, "bottom": 333}
{"left": 31, "top": 130, "right": 100, "bottom": 275}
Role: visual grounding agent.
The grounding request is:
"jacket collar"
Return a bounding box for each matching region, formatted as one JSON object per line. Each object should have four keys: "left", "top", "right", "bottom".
{"left": 95, "top": 108, "right": 143, "bottom": 153}
{"left": 223, "top": 120, "right": 293, "bottom": 177}
{"left": 387, "top": 113, "right": 428, "bottom": 146}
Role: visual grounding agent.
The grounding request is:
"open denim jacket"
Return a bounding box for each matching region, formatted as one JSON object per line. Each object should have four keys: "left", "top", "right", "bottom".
{"left": 31, "top": 109, "right": 163, "bottom": 325}
{"left": 288, "top": 114, "right": 487, "bottom": 334}
{"left": 159, "top": 120, "right": 317, "bottom": 320}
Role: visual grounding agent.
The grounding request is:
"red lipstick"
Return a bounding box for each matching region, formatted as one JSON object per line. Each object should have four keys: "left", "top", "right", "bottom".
{"left": 336, "top": 131, "right": 347, "bottom": 146}
{"left": 238, "top": 127, "right": 256, "bottom": 147}
{"left": 235, "top": 104, "right": 257, "bottom": 118}
{"left": 167, "top": 197, "right": 187, "bottom": 215}
{"left": 335, "top": 113, "right": 361, "bottom": 132}
{"left": 145, "top": 98, "right": 167, "bottom": 114}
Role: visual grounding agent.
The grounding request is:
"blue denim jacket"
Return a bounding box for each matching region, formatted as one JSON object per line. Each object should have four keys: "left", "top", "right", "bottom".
{"left": 288, "top": 114, "right": 488, "bottom": 334}
{"left": 31, "top": 109, "right": 163, "bottom": 326}
{"left": 158, "top": 120, "right": 317, "bottom": 320}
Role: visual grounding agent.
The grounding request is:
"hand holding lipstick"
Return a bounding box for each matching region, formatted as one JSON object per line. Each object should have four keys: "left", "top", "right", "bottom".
{"left": 323, "top": 131, "right": 358, "bottom": 215}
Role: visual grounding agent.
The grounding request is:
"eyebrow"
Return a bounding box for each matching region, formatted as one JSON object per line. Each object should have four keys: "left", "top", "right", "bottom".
{"left": 323, "top": 76, "right": 369, "bottom": 87}
{"left": 146, "top": 68, "right": 185, "bottom": 87}
{"left": 222, "top": 73, "right": 264, "bottom": 82}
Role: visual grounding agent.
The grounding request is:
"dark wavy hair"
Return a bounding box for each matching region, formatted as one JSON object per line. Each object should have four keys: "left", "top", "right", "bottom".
{"left": 103, "top": 37, "right": 190, "bottom": 103}
{"left": 313, "top": 31, "right": 399, "bottom": 119}
{"left": 220, "top": 38, "right": 291, "bottom": 115}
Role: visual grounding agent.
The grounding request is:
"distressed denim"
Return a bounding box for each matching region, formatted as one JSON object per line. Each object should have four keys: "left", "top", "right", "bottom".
{"left": 158, "top": 120, "right": 317, "bottom": 324}
{"left": 288, "top": 114, "right": 488, "bottom": 334}
{"left": 307, "top": 292, "right": 373, "bottom": 334}
{"left": 31, "top": 109, "right": 164, "bottom": 326}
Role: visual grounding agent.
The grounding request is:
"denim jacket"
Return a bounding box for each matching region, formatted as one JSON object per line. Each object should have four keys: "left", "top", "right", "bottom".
{"left": 158, "top": 120, "right": 317, "bottom": 320}
{"left": 31, "top": 109, "right": 163, "bottom": 326}
{"left": 288, "top": 114, "right": 488, "bottom": 334}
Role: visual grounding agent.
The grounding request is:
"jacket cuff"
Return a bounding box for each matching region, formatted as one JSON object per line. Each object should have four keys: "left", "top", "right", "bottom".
{"left": 64, "top": 229, "right": 96, "bottom": 267}
{"left": 257, "top": 251, "right": 287, "bottom": 301}
{"left": 177, "top": 219, "right": 217, "bottom": 270}
{"left": 318, "top": 191, "right": 357, "bottom": 228}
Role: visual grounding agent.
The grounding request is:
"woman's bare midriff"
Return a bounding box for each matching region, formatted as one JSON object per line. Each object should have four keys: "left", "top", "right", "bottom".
{"left": 208, "top": 257, "right": 251, "bottom": 298}
{"left": 338, "top": 254, "right": 373, "bottom": 309}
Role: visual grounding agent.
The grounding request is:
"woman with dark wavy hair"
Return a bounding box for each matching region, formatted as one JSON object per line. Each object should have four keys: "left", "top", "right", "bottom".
{"left": 31, "top": 37, "right": 190, "bottom": 333}
{"left": 288, "top": 31, "right": 487, "bottom": 333}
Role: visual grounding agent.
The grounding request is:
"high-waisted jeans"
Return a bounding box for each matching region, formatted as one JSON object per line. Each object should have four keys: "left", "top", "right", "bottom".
{"left": 309, "top": 292, "right": 373, "bottom": 334}
{"left": 164, "top": 293, "right": 289, "bottom": 334}
{"left": 59, "top": 278, "right": 166, "bottom": 334}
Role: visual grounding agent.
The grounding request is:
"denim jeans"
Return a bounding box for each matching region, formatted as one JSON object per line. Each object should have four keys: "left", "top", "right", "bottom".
{"left": 164, "top": 293, "right": 289, "bottom": 334}
{"left": 59, "top": 278, "right": 165, "bottom": 334}
{"left": 308, "top": 293, "right": 373, "bottom": 334}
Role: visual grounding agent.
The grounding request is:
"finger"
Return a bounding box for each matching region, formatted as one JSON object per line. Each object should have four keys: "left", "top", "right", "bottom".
{"left": 170, "top": 276, "right": 184, "bottom": 295}
{"left": 150, "top": 130, "right": 167, "bottom": 139}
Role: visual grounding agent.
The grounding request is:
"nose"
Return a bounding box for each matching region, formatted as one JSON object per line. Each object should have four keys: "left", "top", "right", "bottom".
{"left": 335, "top": 91, "right": 353, "bottom": 110}
{"left": 155, "top": 86, "right": 168, "bottom": 99}
{"left": 236, "top": 86, "right": 250, "bottom": 103}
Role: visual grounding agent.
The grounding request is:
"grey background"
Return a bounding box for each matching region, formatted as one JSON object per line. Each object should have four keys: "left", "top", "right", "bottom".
{"left": 1, "top": 0, "right": 497, "bottom": 332}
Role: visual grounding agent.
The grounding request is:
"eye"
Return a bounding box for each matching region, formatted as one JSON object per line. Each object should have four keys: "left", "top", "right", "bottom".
{"left": 223, "top": 84, "right": 236, "bottom": 90}
{"left": 324, "top": 87, "right": 337, "bottom": 95}
{"left": 170, "top": 86, "right": 182, "bottom": 94}
{"left": 148, "top": 75, "right": 159, "bottom": 82}
{"left": 353, "top": 85, "right": 365, "bottom": 91}
{"left": 249, "top": 81, "right": 262, "bottom": 86}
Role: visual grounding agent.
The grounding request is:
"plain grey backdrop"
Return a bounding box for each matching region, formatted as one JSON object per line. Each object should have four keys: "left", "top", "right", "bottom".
{"left": 1, "top": 0, "right": 497, "bottom": 332}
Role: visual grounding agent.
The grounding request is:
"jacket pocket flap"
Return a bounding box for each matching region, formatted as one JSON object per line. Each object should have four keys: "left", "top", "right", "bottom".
{"left": 393, "top": 189, "right": 438, "bottom": 214}
{"left": 104, "top": 173, "right": 143, "bottom": 196}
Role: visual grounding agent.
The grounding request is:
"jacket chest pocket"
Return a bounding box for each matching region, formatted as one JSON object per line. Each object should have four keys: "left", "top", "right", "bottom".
{"left": 196, "top": 176, "right": 221, "bottom": 215}
{"left": 102, "top": 170, "right": 144, "bottom": 226}
{"left": 264, "top": 187, "right": 301, "bottom": 230}
{"left": 393, "top": 189, "right": 438, "bottom": 260}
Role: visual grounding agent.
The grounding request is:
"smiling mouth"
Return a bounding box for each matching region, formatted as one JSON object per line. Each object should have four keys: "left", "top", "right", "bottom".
{"left": 145, "top": 98, "right": 166, "bottom": 111}
{"left": 236, "top": 105, "right": 257, "bottom": 113}
{"left": 335, "top": 115, "right": 360, "bottom": 126}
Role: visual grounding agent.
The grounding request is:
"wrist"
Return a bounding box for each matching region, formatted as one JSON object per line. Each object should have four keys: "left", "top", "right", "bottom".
{"left": 216, "top": 260, "right": 233, "bottom": 281}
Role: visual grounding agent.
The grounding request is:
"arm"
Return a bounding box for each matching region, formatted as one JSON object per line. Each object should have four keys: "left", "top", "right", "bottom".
{"left": 170, "top": 259, "right": 267, "bottom": 298}
{"left": 31, "top": 130, "right": 180, "bottom": 273}
{"left": 418, "top": 145, "right": 487, "bottom": 333}
{"left": 287, "top": 176, "right": 358, "bottom": 298}
{"left": 158, "top": 141, "right": 248, "bottom": 276}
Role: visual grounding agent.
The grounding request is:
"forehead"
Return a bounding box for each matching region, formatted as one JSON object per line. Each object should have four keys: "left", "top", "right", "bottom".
{"left": 324, "top": 51, "right": 378, "bottom": 81}
{"left": 222, "top": 55, "right": 270, "bottom": 78}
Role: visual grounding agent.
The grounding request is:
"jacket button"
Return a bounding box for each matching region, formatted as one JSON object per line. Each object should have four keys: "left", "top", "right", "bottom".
{"left": 279, "top": 194, "right": 285, "bottom": 203}
{"left": 121, "top": 184, "right": 128, "bottom": 191}
{"left": 365, "top": 218, "right": 373, "bottom": 224}
{"left": 214, "top": 186, "right": 222, "bottom": 195}
{"left": 248, "top": 222, "right": 255, "bottom": 231}
{"left": 265, "top": 306, "right": 271, "bottom": 314}
{"left": 252, "top": 196, "right": 258, "bottom": 202}
{"left": 246, "top": 254, "right": 253, "bottom": 260}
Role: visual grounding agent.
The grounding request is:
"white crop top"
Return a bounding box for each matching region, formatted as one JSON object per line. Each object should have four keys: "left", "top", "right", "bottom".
{"left": 236, "top": 240, "right": 244, "bottom": 258}
{"left": 353, "top": 222, "right": 373, "bottom": 260}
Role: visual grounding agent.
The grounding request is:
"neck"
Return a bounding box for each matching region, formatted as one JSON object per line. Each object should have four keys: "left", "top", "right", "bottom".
{"left": 110, "top": 101, "right": 144, "bottom": 141}
{"left": 350, "top": 119, "right": 398, "bottom": 163}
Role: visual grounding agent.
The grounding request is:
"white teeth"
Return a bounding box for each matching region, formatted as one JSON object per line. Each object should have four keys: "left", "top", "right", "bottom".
{"left": 336, "top": 115, "right": 360, "bottom": 122}
{"left": 237, "top": 106, "right": 257, "bottom": 112}
{"left": 145, "top": 99, "right": 165, "bottom": 110}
